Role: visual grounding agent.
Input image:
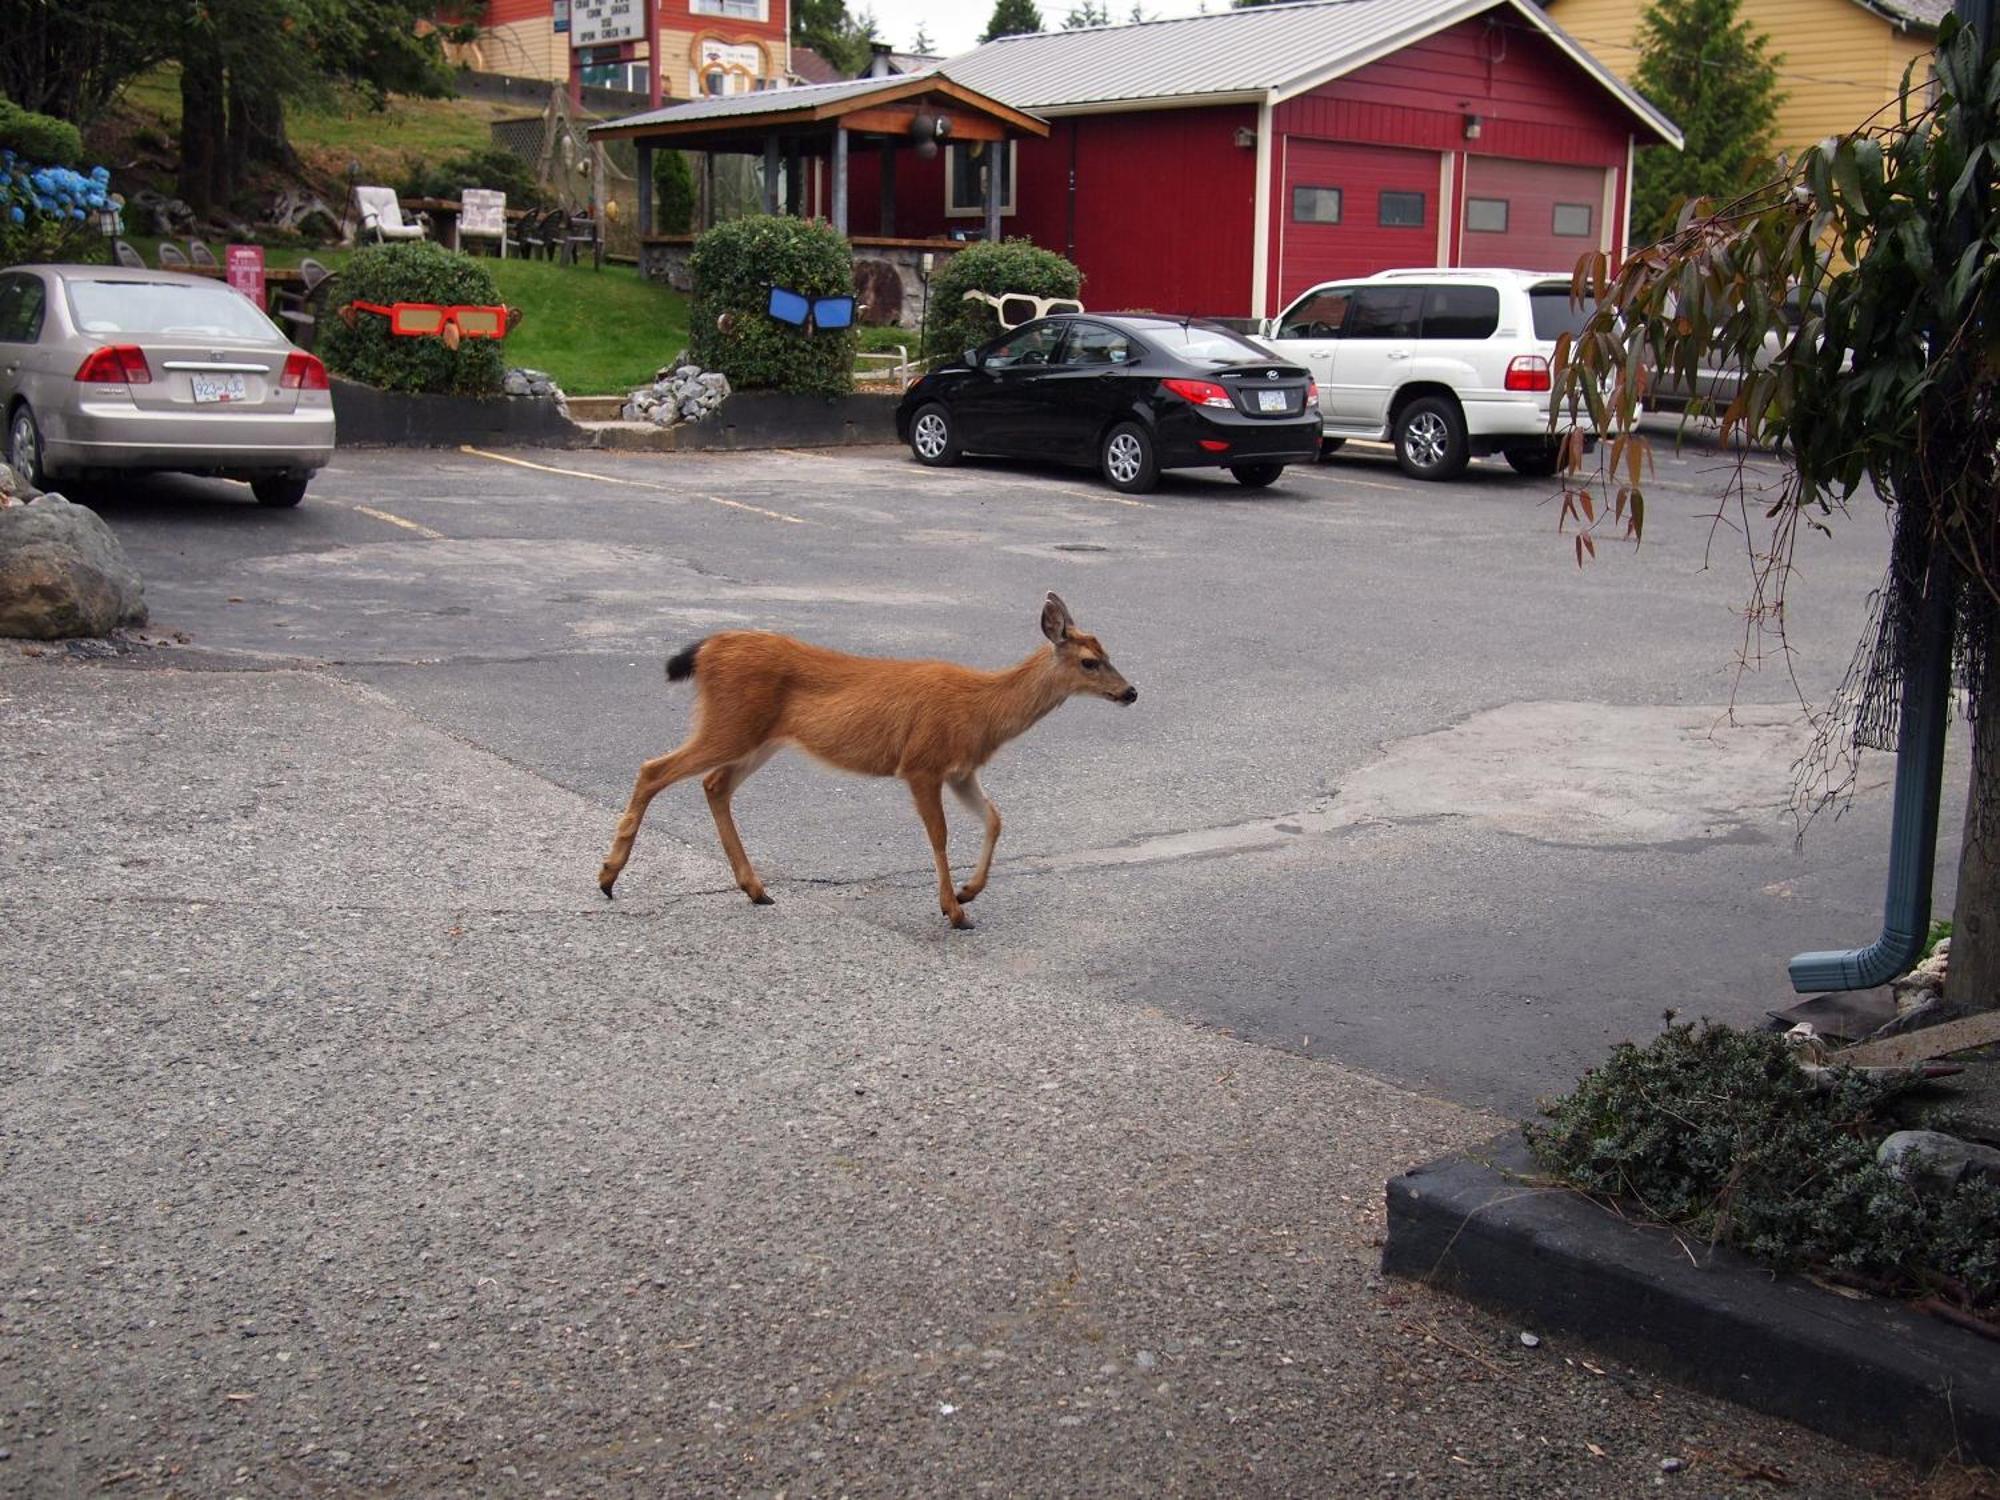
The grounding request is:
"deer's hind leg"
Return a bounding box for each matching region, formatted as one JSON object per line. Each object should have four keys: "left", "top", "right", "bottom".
{"left": 703, "top": 744, "right": 780, "bottom": 904}
{"left": 908, "top": 773, "right": 971, "bottom": 930}
{"left": 598, "top": 723, "right": 763, "bottom": 897}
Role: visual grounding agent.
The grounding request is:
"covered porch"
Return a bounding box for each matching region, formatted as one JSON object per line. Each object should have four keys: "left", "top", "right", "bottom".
{"left": 588, "top": 74, "right": 1049, "bottom": 323}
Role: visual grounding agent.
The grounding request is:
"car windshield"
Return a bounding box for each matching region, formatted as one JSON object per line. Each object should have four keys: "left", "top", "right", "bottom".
{"left": 1140, "top": 322, "right": 1270, "bottom": 367}
{"left": 66, "top": 279, "right": 276, "bottom": 341}
{"left": 1529, "top": 284, "right": 1597, "bottom": 341}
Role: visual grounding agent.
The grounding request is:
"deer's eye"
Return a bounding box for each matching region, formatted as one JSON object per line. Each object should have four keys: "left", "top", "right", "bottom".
{"left": 1080, "top": 658, "right": 1102, "bottom": 671}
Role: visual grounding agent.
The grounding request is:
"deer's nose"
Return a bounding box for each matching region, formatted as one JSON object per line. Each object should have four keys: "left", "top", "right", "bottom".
{"left": 1117, "top": 686, "right": 1138, "bottom": 705}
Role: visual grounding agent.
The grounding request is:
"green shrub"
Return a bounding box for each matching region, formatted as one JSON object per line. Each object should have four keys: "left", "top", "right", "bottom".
{"left": 399, "top": 146, "right": 545, "bottom": 210}
{"left": 689, "top": 216, "right": 854, "bottom": 396}
{"left": 1527, "top": 1020, "right": 2000, "bottom": 1310}
{"left": 922, "top": 238, "right": 1082, "bottom": 365}
{"left": 318, "top": 241, "right": 507, "bottom": 396}
{"left": 0, "top": 98, "right": 83, "bottom": 168}
{"left": 653, "top": 149, "right": 694, "bottom": 235}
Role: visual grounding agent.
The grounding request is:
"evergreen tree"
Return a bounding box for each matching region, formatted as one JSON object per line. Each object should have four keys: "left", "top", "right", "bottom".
{"left": 652, "top": 149, "right": 695, "bottom": 235}
{"left": 1629, "top": 0, "right": 1786, "bottom": 240}
{"left": 981, "top": 0, "right": 1046, "bottom": 42}
{"left": 1064, "top": 2, "right": 1109, "bottom": 25}
{"left": 792, "top": 0, "right": 869, "bottom": 74}
{"left": 910, "top": 25, "right": 934, "bottom": 53}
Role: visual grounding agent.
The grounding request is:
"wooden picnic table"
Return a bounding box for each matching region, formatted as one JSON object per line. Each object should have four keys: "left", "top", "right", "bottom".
{"left": 184, "top": 263, "right": 310, "bottom": 291}
{"left": 399, "top": 196, "right": 532, "bottom": 252}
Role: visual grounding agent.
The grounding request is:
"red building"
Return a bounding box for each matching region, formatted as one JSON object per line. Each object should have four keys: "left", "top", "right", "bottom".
{"left": 843, "top": 0, "right": 1680, "bottom": 320}
{"left": 462, "top": 0, "right": 792, "bottom": 99}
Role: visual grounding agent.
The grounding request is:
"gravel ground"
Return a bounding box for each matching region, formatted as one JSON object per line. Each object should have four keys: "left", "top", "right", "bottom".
{"left": 0, "top": 657, "right": 1969, "bottom": 1498}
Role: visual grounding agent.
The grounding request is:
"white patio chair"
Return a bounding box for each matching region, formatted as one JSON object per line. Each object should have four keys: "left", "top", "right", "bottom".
{"left": 458, "top": 188, "right": 510, "bottom": 258}
{"left": 354, "top": 185, "right": 428, "bottom": 243}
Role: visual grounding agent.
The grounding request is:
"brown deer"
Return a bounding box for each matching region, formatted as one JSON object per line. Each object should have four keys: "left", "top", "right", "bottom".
{"left": 597, "top": 593, "right": 1136, "bottom": 928}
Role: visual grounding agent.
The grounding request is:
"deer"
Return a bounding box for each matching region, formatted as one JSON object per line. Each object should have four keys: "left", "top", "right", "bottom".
{"left": 596, "top": 593, "right": 1137, "bottom": 928}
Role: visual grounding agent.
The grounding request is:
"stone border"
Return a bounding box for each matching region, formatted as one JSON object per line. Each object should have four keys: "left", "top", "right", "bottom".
{"left": 331, "top": 381, "right": 899, "bottom": 453}
{"left": 1383, "top": 1133, "right": 2000, "bottom": 1468}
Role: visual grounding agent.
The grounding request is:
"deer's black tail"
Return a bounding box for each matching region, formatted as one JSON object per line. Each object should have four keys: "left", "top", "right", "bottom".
{"left": 665, "top": 640, "right": 704, "bottom": 683}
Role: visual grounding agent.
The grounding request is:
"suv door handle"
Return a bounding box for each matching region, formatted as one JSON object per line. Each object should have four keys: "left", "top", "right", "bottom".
{"left": 1385, "top": 349, "right": 1411, "bottom": 361}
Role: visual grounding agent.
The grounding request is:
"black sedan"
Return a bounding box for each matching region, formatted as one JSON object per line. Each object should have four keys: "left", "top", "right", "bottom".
{"left": 896, "top": 314, "right": 1322, "bottom": 494}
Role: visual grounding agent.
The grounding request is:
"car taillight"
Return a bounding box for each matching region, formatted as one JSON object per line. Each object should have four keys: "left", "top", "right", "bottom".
{"left": 1505, "top": 355, "right": 1552, "bottom": 392}
{"left": 74, "top": 345, "right": 152, "bottom": 384}
{"left": 1306, "top": 379, "right": 1319, "bottom": 406}
{"left": 1161, "top": 377, "right": 1233, "bottom": 409}
{"left": 280, "top": 351, "right": 329, "bottom": 391}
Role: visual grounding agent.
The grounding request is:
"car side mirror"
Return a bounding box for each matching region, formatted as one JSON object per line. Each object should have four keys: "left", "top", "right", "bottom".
{"left": 964, "top": 347, "right": 984, "bottom": 370}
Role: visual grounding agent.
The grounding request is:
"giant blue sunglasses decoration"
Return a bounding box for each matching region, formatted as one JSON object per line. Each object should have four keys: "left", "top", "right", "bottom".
{"left": 767, "top": 285, "right": 856, "bottom": 334}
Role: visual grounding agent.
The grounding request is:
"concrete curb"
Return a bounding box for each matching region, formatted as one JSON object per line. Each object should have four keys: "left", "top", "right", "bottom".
{"left": 1383, "top": 1133, "right": 2000, "bottom": 1468}
{"left": 330, "top": 379, "right": 579, "bottom": 449}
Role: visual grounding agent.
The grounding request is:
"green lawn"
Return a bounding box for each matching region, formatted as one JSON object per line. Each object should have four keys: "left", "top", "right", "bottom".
{"left": 116, "top": 236, "right": 689, "bottom": 395}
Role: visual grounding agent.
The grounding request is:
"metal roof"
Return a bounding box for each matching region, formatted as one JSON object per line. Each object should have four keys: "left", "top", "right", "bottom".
{"left": 594, "top": 75, "right": 916, "bottom": 132}
{"left": 1864, "top": 0, "right": 1950, "bottom": 27}
{"left": 938, "top": 0, "right": 1680, "bottom": 146}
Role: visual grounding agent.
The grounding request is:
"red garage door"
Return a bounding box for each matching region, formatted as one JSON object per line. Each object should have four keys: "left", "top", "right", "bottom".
{"left": 1278, "top": 139, "right": 1442, "bottom": 302}
{"left": 1460, "top": 156, "right": 1610, "bottom": 276}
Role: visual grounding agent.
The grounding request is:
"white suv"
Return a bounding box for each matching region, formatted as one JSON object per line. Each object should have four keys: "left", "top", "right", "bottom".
{"left": 1260, "top": 268, "right": 1601, "bottom": 481}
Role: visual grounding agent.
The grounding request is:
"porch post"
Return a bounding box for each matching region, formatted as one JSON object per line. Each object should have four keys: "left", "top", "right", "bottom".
{"left": 636, "top": 140, "right": 654, "bottom": 235}
{"left": 832, "top": 125, "right": 849, "bottom": 235}
{"left": 880, "top": 137, "right": 897, "bottom": 237}
{"left": 701, "top": 152, "right": 715, "bottom": 230}
{"left": 763, "top": 134, "right": 781, "bottom": 215}
{"left": 983, "top": 139, "right": 1001, "bottom": 242}
{"left": 785, "top": 144, "right": 803, "bottom": 216}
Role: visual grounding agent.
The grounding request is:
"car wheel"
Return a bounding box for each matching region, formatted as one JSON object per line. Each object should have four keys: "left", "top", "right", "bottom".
{"left": 1316, "top": 437, "right": 1346, "bottom": 461}
{"left": 1504, "top": 444, "right": 1562, "bottom": 478}
{"left": 7, "top": 402, "right": 50, "bottom": 491}
{"left": 1230, "top": 462, "right": 1284, "bottom": 489}
{"left": 1393, "top": 396, "right": 1469, "bottom": 481}
{"left": 1100, "top": 421, "right": 1158, "bottom": 494}
{"left": 909, "top": 403, "right": 960, "bottom": 467}
{"left": 252, "top": 474, "right": 309, "bottom": 508}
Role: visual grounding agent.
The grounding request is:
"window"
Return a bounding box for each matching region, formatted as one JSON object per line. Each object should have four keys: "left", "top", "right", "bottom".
{"left": 982, "top": 321, "right": 1065, "bottom": 369}
{"left": 1378, "top": 190, "right": 1425, "bottom": 228}
{"left": 1553, "top": 202, "right": 1594, "bottom": 238}
{"left": 1420, "top": 285, "right": 1499, "bottom": 340}
{"left": 1345, "top": 286, "right": 1423, "bottom": 340}
{"left": 691, "top": 0, "right": 766, "bottom": 17}
{"left": 946, "top": 141, "right": 1015, "bottom": 217}
{"left": 1276, "top": 290, "right": 1350, "bottom": 340}
{"left": 66, "top": 279, "right": 273, "bottom": 339}
{"left": 1061, "top": 322, "right": 1133, "bottom": 366}
{"left": 1140, "top": 322, "right": 1272, "bottom": 365}
{"left": 0, "top": 275, "right": 45, "bottom": 343}
{"left": 1529, "top": 283, "right": 1597, "bottom": 340}
{"left": 1464, "top": 197, "right": 1509, "bottom": 234}
{"left": 1291, "top": 186, "right": 1341, "bottom": 224}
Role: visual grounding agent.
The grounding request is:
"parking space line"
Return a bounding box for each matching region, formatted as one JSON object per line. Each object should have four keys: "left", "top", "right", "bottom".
{"left": 460, "top": 446, "right": 810, "bottom": 525}
{"left": 351, "top": 504, "right": 447, "bottom": 540}
{"left": 1056, "top": 486, "right": 1152, "bottom": 509}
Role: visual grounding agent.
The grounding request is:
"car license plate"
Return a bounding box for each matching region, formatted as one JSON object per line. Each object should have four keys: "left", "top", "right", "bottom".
{"left": 192, "top": 374, "right": 247, "bottom": 405}
{"left": 1256, "top": 389, "right": 1289, "bottom": 413}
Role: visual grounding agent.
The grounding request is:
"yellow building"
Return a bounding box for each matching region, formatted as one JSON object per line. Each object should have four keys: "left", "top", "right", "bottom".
{"left": 1541, "top": 0, "right": 1946, "bottom": 154}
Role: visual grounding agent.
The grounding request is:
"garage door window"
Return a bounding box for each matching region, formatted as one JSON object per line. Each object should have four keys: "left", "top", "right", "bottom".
{"left": 1378, "top": 191, "right": 1425, "bottom": 228}
{"left": 1291, "top": 186, "right": 1341, "bottom": 224}
{"left": 1465, "top": 197, "right": 1509, "bottom": 234}
{"left": 1345, "top": 286, "right": 1423, "bottom": 339}
{"left": 1420, "top": 285, "right": 1499, "bottom": 340}
{"left": 1553, "top": 202, "right": 1594, "bottom": 238}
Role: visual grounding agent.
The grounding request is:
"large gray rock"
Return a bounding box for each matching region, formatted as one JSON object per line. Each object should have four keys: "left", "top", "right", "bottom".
{"left": 0, "top": 459, "right": 36, "bottom": 504}
{"left": 1876, "top": 1129, "right": 2000, "bottom": 1194}
{"left": 0, "top": 494, "right": 147, "bottom": 639}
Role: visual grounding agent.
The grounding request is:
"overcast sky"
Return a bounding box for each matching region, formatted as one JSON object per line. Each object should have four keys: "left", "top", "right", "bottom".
{"left": 859, "top": 1, "right": 1221, "bottom": 58}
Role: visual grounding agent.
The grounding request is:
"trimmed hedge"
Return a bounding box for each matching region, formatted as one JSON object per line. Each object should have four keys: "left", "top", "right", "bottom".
{"left": 399, "top": 146, "right": 546, "bottom": 211}
{"left": 690, "top": 216, "right": 854, "bottom": 396}
{"left": 318, "top": 242, "right": 507, "bottom": 397}
{"left": 0, "top": 98, "right": 83, "bottom": 169}
{"left": 923, "top": 238, "right": 1082, "bottom": 365}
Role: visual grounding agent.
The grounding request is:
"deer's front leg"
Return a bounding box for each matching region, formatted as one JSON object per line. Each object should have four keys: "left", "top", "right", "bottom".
{"left": 948, "top": 773, "right": 1001, "bottom": 905}
{"left": 908, "top": 774, "right": 970, "bottom": 929}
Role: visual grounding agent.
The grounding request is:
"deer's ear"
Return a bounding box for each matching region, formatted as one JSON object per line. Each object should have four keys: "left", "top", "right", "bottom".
{"left": 1041, "top": 592, "right": 1074, "bottom": 642}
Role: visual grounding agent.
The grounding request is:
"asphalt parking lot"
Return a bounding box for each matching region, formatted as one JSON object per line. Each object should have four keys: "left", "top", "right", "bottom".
{"left": 84, "top": 433, "right": 1950, "bottom": 1117}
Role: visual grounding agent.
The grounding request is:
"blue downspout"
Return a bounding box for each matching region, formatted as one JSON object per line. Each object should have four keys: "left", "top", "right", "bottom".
{"left": 1787, "top": 564, "right": 1955, "bottom": 992}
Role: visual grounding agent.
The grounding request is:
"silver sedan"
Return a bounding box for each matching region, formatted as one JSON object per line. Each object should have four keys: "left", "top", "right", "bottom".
{"left": 0, "top": 264, "right": 335, "bottom": 508}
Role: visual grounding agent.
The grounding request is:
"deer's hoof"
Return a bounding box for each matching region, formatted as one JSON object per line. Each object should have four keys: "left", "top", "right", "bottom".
{"left": 599, "top": 882, "right": 615, "bottom": 900}
{"left": 750, "top": 890, "right": 775, "bottom": 906}
{"left": 954, "top": 884, "right": 982, "bottom": 905}
{"left": 948, "top": 910, "right": 974, "bottom": 931}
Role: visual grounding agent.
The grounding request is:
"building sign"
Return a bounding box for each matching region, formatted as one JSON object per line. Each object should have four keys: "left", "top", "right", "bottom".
{"left": 690, "top": 38, "right": 762, "bottom": 95}
{"left": 553, "top": 0, "right": 569, "bottom": 32}
{"left": 571, "top": 0, "right": 643, "bottom": 48}
{"left": 225, "top": 244, "right": 265, "bottom": 311}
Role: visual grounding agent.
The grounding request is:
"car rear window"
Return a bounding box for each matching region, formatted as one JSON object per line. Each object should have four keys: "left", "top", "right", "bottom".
{"left": 1142, "top": 322, "right": 1272, "bottom": 366}
{"left": 1529, "top": 283, "right": 1597, "bottom": 341}
{"left": 66, "top": 279, "right": 275, "bottom": 340}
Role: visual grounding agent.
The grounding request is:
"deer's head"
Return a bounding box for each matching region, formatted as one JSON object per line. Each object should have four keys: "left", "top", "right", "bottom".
{"left": 1042, "top": 592, "right": 1137, "bottom": 705}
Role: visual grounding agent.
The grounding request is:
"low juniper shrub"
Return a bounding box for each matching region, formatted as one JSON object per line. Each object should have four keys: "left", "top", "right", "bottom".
{"left": 1525, "top": 1019, "right": 1999, "bottom": 1310}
